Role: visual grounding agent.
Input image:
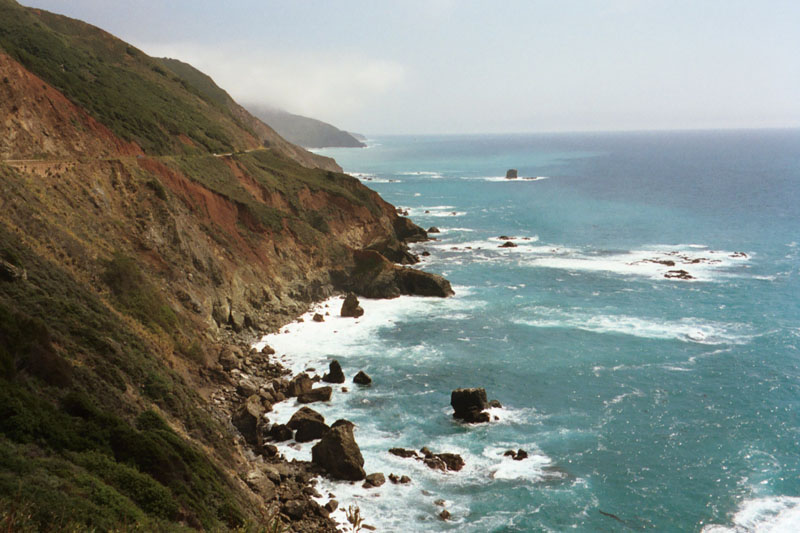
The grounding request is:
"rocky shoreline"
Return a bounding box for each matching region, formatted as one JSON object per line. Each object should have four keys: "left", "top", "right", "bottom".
{"left": 207, "top": 291, "right": 531, "bottom": 531}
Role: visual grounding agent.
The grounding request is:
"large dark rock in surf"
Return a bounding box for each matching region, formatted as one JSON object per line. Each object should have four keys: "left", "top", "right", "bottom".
{"left": 288, "top": 407, "right": 329, "bottom": 442}
{"left": 345, "top": 249, "right": 453, "bottom": 299}
{"left": 451, "top": 388, "right": 490, "bottom": 423}
{"left": 393, "top": 216, "right": 428, "bottom": 243}
{"left": 397, "top": 267, "right": 454, "bottom": 297}
{"left": 322, "top": 360, "right": 345, "bottom": 384}
{"left": 298, "top": 386, "right": 332, "bottom": 404}
{"left": 363, "top": 472, "right": 385, "bottom": 489}
{"left": 353, "top": 370, "right": 372, "bottom": 386}
{"left": 664, "top": 269, "right": 694, "bottom": 280}
{"left": 366, "top": 237, "right": 419, "bottom": 265}
{"left": 268, "top": 423, "right": 293, "bottom": 442}
{"left": 286, "top": 373, "right": 313, "bottom": 397}
{"left": 340, "top": 293, "right": 364, "bottom": 318}
{"left": 311, "top": 423, "right": 365, "bottom": 480}
{"left": 505, "top": 169, "right": 518, "bottom": 179}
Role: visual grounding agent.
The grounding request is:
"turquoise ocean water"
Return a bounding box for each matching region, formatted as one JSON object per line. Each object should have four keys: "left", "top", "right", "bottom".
{"left": 265, "top": 130, "right": 800, "bottom": 531}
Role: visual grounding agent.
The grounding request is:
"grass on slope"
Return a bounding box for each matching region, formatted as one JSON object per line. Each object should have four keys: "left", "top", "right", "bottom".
{"left": 0, "top": 0, "right": 246, "bottom": 154}
{"left": 0, "top": 223, "right": 252, "bottom": 531}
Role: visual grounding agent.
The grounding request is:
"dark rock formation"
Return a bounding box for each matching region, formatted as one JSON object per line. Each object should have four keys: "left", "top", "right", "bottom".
{"left": 427, "top": 226, "right": 440, "bottom": 234}
{"left": 322, "top": 360, "right": 345, "bottom": 384}
{"left": 353, "top": 370, "right": 372, "bottom": 385}
{"left": 437, "top": 453, "right": 465, "bottom": 471}
{"left": 288, "top": 407, "right": 329, "bottom": 442}
{"left": 488, "top": 399, "right": 502, "bottom": 408}
{"left": 362, "top": 472, "right": 385, "bottom": 489}
{"left": 366, "top": 237, "right": 419, "bottom": 265}
{"left": 312, "top": 313, "right": 324, "bottom": 322}
{"left": 505, "top": 169, "right": 518, "bottom": 179}
{"left": 439, "top": 510, "right": 452, "bottom": 521}
{"left": 231, "top": 395, "right": 265, "bottom": 446}
{"left": 389, "top": 447, "right": 418, "bottom": 458}
{"left": 287, "top": 373, "right": 314, "bottom": 397}
{"left": 504, "top": 449, "right": 529, "bottom": 461}
{"left": 499, "top": 241, "right": 517, "bottom": 248}
{"left": 665, "top": 269, "right": 694, "bottom": 280}
{"left": 393, "top": 216, "right": 428, "bottom": 243}
{"left": 297, "top": 386, "right": 332, "bottom": 404}
{"left": 268, "top": 423, "right": 293, "bottom": 442}
{"left": 392, "top": 447, "right": 464, "bottom": 472}
{"left": 261, "top": 344, "right": 276, "bottom": 355}
{"left": 451, "top": 388, "right": 490, "bottom": 423}
{"left": 311, "top": 423, "right": 365, "bottom": 481}
{"left": 342, "top": 249, "right": 454, "bottom": 299}
{"left": 340, "top": 293, "right": 364, "bottom": 318}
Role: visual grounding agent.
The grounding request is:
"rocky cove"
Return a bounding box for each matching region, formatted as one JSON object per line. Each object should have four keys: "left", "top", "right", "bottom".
{"left": 208, "top": 290, "right": 523, "bottom": 531}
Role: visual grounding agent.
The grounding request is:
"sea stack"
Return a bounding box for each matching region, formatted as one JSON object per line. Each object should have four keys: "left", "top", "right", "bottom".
{"left": 505, "top": 169, "right": 518, "bottom": 179}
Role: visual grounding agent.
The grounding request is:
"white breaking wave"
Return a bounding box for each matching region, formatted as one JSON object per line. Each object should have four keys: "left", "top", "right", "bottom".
{"left": 397, "top": 170, "right": 444, "bottom": 178}
{"left": 702, "top": 496, "right": 800, "bottom": 533}
{"left": 514, "top": 306, "right": 755, "bottom": 345}
{"left": 348, "top": 171, "right": 401, "bottom": 184}
{"left": 522, "top": 245, "right": 751, "bottom": 282}
{"left": 404, "top": 205, "right": 467, "bottom": 218}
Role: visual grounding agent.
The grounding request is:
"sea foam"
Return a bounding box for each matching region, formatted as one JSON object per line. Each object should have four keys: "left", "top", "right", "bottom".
{"left": 702, "top": 496, "right": 800, "bottom": 533}
{"left": 514, "top": 306, "right": 755, "bottom": 345}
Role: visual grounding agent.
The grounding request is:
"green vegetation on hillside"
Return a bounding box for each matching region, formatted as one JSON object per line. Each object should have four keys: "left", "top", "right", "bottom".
{"left": 249, "top": 106, "right": 366, "bottom": 149}
{"left": 0, "top": 0, "right": 245, "bottom": 154}
{"left": 0, "top": 222, "right": 248, "bottom": 531}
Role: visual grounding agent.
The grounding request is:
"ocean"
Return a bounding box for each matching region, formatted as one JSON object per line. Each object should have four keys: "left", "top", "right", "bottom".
{"left": 257, "top": 130, "right": 800, "bottom": 532}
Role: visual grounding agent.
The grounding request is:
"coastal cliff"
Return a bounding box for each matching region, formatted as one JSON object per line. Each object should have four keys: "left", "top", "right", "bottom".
{"left": 0, "top": 1, "right": 449, "bottom": 530}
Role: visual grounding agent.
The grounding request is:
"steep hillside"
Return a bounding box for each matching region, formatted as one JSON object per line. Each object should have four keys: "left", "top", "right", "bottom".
{"left": 246, "top": 106, "right": 366, "bottom": 149}
{"left": 0, "top": 1, "right": 450, "bottom": 531}
{"left": 0, "top": 0, "right": 339, "bottom": 171}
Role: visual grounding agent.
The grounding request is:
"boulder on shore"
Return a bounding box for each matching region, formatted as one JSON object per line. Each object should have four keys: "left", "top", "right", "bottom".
{"left": 311, "top": 423, "right": 365, "bottom": 480}
{"left": 340, "top": 293, "right": 364, "bottom": 318}
{"left": 353, "top": 370, "right": 372, "bottom": 386}
{"left": 298, "top": 386, "right": 332, "bottom": 404}
{"left": 427, "top": 226, "right": 441, "bottom": 234}
{"left": 268, "top": 423, "right": 293, "bottom": 442}
{"left": 363, "top": 472, "right": 385, "bottom": 489}
{"left": 451, "top": 388, "right": 490, "bottom": 423}
{"left": 322, "top": 360, "right": 345, "bottom": 384}
{"left": 231, "top": 395, "right": 265, "bottom": 446}
{"left": 287, "top": 373, "right": 313, "bottom": 397}
{"left": 288, "top": 407, "right": 329, "bottom": 442}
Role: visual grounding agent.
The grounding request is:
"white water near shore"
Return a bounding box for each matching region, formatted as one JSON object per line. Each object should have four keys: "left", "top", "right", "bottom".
{"left": 252, "top": 291, "right": 558, "bottom": 531}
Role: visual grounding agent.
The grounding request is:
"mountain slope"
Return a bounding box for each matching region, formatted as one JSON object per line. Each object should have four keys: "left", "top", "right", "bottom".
{"left": 246, "top": 106, "right": 366, "bottom": 149}
{"left": 0, "top": 1, "right": 448, "bottom": 530}
{"left": 0, "top": 0, "right": 339, "bottom": 171}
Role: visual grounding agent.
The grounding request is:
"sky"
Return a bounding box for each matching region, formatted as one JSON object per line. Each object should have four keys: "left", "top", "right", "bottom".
{"left": 24, "top": 0, "right": 800, "bottom": 134}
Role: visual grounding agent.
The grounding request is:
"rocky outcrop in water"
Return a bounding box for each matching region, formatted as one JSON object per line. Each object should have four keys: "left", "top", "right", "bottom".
{"left": 322, "top": 360, "right": 345, "bottom": 384}
{"left": 288, "top": 407, "right": 329, "bottom": 442}
{"left": 342, "top": 250, "right": 454, "bottom": 299}
{"left": 340, "top": 293, "right": 365, "bottom": 318}
{"left": 353, "top": 370, "right": 372, "bottom": 385}
{"left": 451, "top": 387, "right": 491, "bottom": 423}
{"left": 506, "top": 169, "right": 518, "bottom": 179}
{"left": 311, "top": 423, "right": 366, "bottom": 481}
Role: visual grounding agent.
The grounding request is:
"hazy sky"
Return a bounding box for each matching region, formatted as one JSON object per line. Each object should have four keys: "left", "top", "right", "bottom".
{"left": 25, "top": 1, "right": 800, "bottom": 134}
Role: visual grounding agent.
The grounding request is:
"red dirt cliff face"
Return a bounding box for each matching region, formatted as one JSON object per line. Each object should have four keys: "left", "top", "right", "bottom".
{"left": 0, "top": 52, "right": 143, "bottom": 159}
